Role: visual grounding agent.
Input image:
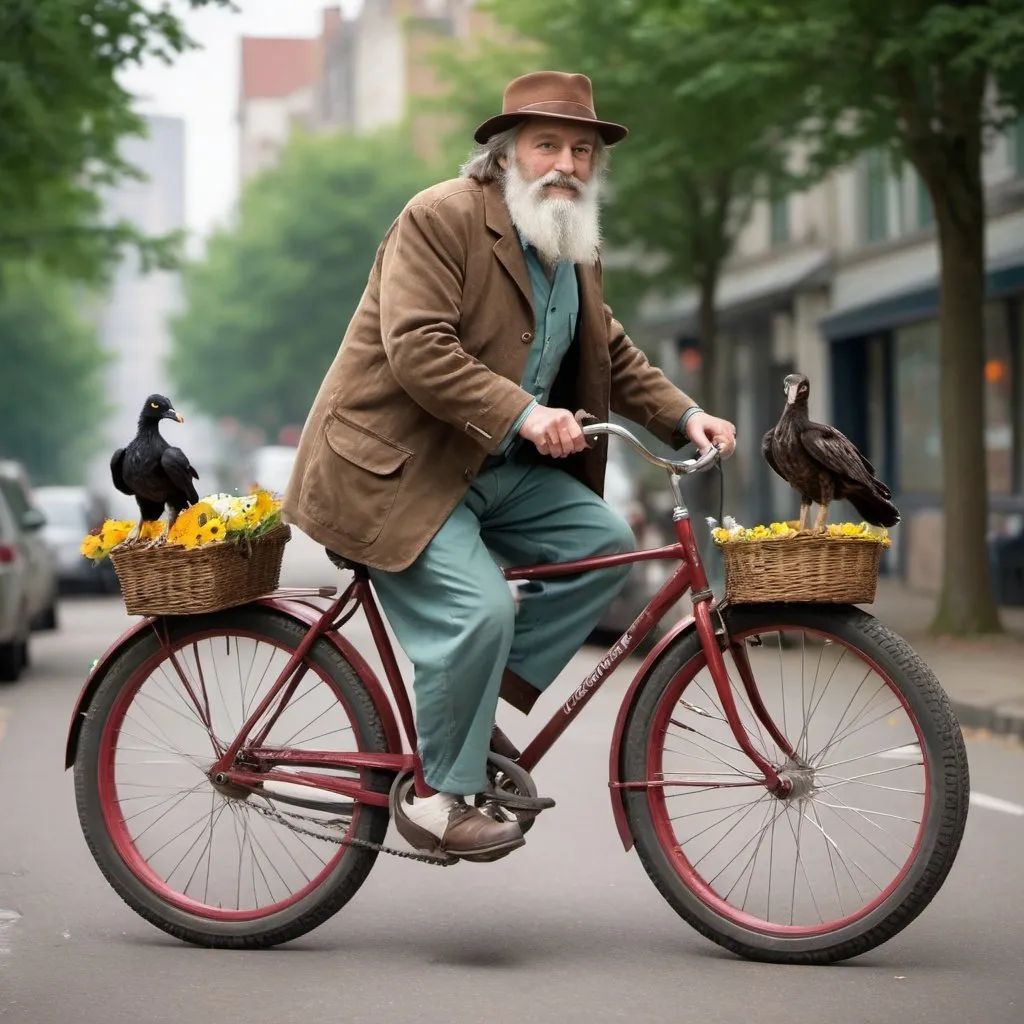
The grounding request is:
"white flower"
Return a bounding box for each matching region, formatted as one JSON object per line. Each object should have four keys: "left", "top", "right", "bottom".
{"left": 201, "top": 492, "right": 256, "bottom": 518}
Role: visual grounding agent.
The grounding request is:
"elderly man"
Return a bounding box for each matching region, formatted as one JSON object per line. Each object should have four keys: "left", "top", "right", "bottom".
{"left": 283, "top": 71, "right": 736, "bottom": 862}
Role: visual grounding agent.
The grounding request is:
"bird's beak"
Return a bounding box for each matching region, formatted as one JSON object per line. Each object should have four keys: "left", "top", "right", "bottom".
{"left": 785, "top": 384, "right": 799, "bottom": 405}
{"left": 163, "top": 408, "right": 184, "bottom": 423}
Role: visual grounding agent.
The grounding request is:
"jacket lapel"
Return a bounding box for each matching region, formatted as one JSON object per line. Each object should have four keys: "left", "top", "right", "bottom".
{"left": 483, "top": 180, "right": 534, "bottom": 315}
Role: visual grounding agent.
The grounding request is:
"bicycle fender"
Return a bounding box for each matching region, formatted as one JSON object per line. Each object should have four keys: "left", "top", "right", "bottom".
{"left": 608, "top": 611, "right": 699, "bottom": 851}
{"left": 64, "top": 599, "right": 403, "bottom": 771}
{"left": 65, "top": 615, "right": 159, "bottom": 770}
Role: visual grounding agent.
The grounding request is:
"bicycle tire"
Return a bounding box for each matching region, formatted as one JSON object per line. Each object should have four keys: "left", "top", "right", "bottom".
{"left": 74, "top": 605, "right": 392, "bottom": 949}
{"left": 621, "top": 602, "right": 970, "bottom": 964}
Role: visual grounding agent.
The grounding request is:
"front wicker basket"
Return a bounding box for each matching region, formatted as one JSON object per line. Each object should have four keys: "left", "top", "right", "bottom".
{"left": 110, "top": 523, "right": 291, "bottom": 616}
{"left": 719, "top": 534, "right": 884, "bottom": 604}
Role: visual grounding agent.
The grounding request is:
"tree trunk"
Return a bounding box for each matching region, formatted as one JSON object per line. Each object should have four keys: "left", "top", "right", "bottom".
{"left": 929, "top": 191, "right": 1003, "bottom": 635}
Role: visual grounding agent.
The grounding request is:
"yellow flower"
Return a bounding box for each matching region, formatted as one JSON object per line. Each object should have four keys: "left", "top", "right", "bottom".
{"left": 139, "top": 520, "right": 166, "bottom": 542}
{"left": 196, "top": 520, "right": 226, "bottom": 545}
{"left": 167, "top": 502, "right": 218, "bottom": 547}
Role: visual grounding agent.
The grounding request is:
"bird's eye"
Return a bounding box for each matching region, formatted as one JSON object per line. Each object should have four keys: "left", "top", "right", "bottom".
{"left": 150, "top": 402, "right": 159, "bottom": 409}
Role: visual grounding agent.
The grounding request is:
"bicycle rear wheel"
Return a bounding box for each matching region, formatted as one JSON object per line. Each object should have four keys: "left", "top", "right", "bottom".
{"left": 621, "top": 603, "right": 969, "bottom": 964}
{"left": 74, "top": 605, "right": 392, "bottom": 948}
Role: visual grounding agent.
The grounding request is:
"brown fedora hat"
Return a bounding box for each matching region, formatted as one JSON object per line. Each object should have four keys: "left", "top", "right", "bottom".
{"left": 474, "top": 71, "right": 628, "bottom": 145}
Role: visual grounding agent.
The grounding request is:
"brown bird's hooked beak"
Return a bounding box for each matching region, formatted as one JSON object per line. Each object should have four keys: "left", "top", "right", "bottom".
{"left": 785, "top": 383, "right": 800, "bottom": 405}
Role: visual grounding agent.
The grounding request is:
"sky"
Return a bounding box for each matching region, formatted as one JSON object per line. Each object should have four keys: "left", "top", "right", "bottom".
{"left": 119, "top": 0, "right": 362, "bottom": 247}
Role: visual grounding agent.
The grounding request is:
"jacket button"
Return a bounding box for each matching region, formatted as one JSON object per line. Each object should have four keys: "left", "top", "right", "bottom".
{"left": 463, "top": 467, "right": 474, "bottom": 481}
{"left": 521, "top": 331, "right": 532, "bottom": 343}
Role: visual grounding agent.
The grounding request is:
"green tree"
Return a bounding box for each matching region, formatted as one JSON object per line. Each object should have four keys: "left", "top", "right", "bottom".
{"left": 426, "top": 0, "right": 808, "bottom": 422}
{"left": 661, "top": 0, "right": 1024, "bottom": 634}
{"left": 0, "top": 0, "right": 233, "bottom": 284}
{"left": 0, "top": 264, "right": 110, "bottom": 484}
{"left": 170, "top": 129, "right": 437, "bottom": 438}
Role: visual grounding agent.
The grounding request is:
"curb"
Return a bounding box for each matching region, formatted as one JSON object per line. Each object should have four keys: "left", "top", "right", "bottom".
{"left": 948, "top": 698, "right": 1024, "bottom": 743}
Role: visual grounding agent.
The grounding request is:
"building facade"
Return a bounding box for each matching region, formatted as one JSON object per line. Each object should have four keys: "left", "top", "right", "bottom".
{"left": 632, "top": 124, "right": 1024, "bottom": 591}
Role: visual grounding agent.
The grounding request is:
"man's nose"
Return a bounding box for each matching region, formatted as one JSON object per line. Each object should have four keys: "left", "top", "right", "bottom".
{"left": 553, "top": 146, "right": 576, "bottom": 174}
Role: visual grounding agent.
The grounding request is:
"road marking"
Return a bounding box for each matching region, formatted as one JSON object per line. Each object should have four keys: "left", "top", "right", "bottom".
{"left": 970, "top": 792, "right": 1024, "bottom": 816}
{"left": 878, "top": 744, "right": 920, "bottom": 760}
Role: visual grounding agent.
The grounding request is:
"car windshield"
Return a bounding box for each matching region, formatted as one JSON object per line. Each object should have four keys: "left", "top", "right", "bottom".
{"left": 36, "top": 494, "right": 86, "bottom": 529}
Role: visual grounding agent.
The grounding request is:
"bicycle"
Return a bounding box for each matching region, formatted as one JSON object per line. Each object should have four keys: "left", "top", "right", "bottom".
{"left": 65, "top": 422, "right": 970, "bottom": 964}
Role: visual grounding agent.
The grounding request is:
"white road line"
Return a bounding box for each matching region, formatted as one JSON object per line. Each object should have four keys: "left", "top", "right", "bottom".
{"left": 970, "top": 792, "right": 1024, "bottom": 816}
{"left": 877, "top": 745, "right": 920, "bottom": 760}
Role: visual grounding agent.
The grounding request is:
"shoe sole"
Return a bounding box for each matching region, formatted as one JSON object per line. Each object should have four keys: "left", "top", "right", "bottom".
{"left": 388, "top": 775, "right": 525, "bottom": 864}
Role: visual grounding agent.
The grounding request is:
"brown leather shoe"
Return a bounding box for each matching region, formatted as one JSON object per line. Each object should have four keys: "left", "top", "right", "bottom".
{"left": 391, "top": 779, "right": 525, "bottom": 863}
{"left": 490, "top": 723, "right": 521, "bottom": 761}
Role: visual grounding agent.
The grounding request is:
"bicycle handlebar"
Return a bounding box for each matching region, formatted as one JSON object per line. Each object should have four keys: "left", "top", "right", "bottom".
{"left": 581, "top": 422, "right": 722, "bottom": 475}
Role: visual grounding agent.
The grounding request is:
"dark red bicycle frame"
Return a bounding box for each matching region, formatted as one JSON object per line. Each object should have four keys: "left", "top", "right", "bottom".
{"left": 205, "top": 509, "right": 792, "bottom": 809}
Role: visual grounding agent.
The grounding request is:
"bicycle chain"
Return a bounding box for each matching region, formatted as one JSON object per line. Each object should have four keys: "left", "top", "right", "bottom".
{"left": 249, "top": 800, "right": 458, "bottom": 867}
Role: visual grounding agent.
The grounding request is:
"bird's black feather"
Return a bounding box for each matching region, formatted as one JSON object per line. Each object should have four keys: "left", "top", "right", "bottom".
{"left": 110, "top": 448, "right": 132, "bottom": 496}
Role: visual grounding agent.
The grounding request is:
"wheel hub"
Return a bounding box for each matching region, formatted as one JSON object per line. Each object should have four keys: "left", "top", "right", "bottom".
{"left": 775, "top": 757, "right": 815, "bottom": 801}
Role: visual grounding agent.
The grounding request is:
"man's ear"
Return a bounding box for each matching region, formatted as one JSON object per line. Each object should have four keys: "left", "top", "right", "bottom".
{"left": 498, "top": 153, "right": 508, "bottom": 170}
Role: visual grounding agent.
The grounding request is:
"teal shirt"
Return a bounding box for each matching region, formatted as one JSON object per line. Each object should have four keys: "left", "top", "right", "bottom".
{"left": 496, "top": 235, "right": 702, "bottom": 455}
{"left": 498, "top": 234, "right": 580, "bottom": 454}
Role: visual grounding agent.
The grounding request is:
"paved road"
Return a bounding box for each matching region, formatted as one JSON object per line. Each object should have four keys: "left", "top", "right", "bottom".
{"left": 1, "top": 537, "right": 1022, "bottom": 1024}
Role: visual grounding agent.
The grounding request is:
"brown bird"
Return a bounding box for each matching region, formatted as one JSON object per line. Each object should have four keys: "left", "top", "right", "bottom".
{"left": 761, "top": 373, "right": 900, "bottom": 533}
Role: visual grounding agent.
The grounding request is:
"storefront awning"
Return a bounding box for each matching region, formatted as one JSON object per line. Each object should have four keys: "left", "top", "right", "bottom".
{"left": 636, "top": 247, "right": 832, "bottom": 332}
{"left": 820, "top": 246, "right": 1024, "bottom": 342}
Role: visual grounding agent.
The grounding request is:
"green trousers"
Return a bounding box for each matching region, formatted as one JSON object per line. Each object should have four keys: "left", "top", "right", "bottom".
{"left": 368, "top": 449, "right": 634, "bottom": 794}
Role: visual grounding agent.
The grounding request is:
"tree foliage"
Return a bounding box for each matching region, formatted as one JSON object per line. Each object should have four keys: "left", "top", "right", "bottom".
{"left": 426, "top": 0, "right": 809, "bottom": 417}
{"left": 0, "top": 0, "right": 234, "bottom": 284}
{"left": 664, "top": 0, "right": 1024, "bottom": 634}
{"left": 0, "top": 264, "right": 110, "bottom": 484}
{"left": 169, "top": 128, "right": 437, "bottom": 438}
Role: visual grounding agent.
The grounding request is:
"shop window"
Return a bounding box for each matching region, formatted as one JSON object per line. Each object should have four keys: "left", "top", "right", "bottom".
{"left": 895, "top": 305, "right": 1017, "bottom": 497}
{"left": 984, "top": 302, "right": 1014, "bottom": 496}
{"left": 895, "top": 321, "right": 942, "bottom": 493}
{"left": 915, "top": 172, "right": 933, "bottom": 229}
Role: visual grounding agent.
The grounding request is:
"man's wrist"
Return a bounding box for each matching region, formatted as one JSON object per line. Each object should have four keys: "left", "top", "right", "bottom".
{"left": 678, "top": 405, "right": 704, "bottom": 436}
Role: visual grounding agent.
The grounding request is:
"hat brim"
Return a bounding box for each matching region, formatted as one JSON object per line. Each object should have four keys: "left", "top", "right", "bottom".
{"left": 473, "top": 110, "right": 628, "bottom": 146}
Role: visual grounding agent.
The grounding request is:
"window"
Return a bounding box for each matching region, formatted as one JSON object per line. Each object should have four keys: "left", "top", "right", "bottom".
{"left": 984, "top": 301, "right": 1014, "bottom": 496}
{"left": 862, "top": 148, "right": 889, "bottom": 243}
{"left": 895, "top": 321, "right": 941, "bottom": 493}
{"left": 895, "top": 305, "right": 1016, "bottom": 497}
{"left": 915, "top": 172, "right": 933, "bottom": 230}
{"left": 769, "top": 196, "right": 789, "bottom": 246}
{"left": 1012, "top": 117, "right": 1024, "bottom": 177}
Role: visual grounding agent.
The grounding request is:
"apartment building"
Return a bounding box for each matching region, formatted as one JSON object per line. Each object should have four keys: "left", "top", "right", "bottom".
{"left": 635, "top": 125, "right": 1024, "bottom": 591}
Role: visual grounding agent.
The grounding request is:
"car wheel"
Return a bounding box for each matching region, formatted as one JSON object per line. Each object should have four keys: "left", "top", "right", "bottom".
{"left": 0, "top": 641, "right": 21, "bottom": 682}
{"left": 34, "top": 602, "right": 58, "bottom": 631}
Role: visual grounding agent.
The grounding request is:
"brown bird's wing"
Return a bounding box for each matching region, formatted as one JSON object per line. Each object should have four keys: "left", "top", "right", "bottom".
{"left": 800, "top": 425, "right": 876, "bottom": 486}
{"left": 161, "top": 447, "right": 200, "bottom": 505}
{"left": 761, "top": 428, "right": 784, "bottom": 479}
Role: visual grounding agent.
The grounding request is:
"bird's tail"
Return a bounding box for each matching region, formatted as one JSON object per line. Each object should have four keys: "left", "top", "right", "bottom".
{"left": 847, "top": 481, "right": 901, "bottom": 528}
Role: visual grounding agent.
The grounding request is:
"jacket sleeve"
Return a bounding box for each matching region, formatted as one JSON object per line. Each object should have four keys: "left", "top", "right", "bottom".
{"left": 606, "top": 304, "right": 699, "bottom": 449}
{"left": 378, "top": 202, "right": 534, "bottom": 452}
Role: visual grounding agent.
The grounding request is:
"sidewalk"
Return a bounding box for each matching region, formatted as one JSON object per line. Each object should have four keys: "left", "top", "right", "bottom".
{"left": 869, "top": 579, "right": 1024, "bottom": 742}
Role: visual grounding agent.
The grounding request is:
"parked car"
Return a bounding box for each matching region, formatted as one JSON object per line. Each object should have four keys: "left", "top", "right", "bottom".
{"left": 0, "top": 461, "right": 59, "bottom": 631}
{"left": 0, "top": 485, "right": 32, "bottom": 681}
{"left": 33, "top": 486, "right": 119, "bottom": 594}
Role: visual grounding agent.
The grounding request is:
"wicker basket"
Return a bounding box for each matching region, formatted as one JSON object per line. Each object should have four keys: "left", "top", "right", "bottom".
{"left": 719, "top": 534, "right": 884, "bottom": 604}
{"left": 110, "top": 523, "right": 291, "bottom": 616}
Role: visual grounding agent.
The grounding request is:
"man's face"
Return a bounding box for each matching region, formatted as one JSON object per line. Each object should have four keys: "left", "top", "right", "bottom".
{"left": 505, "top": 119, "right": 597, "bottom": 196}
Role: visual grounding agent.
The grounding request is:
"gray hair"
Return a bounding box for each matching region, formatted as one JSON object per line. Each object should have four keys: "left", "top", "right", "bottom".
{"left": 459, "top": 122, "right": 609, "bottom": 182}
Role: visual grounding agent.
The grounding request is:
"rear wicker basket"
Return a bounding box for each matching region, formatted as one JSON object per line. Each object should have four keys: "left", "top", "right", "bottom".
{"left": 110, "top": 523, "right": 291, "bottom": 616}
{"left": 719, "top": 534, "right": 884, "bottom": 604}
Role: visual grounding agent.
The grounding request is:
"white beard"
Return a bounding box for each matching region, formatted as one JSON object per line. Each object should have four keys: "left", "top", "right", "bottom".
{"left": 501, "top": 159, "right": 603, "bottom": 266}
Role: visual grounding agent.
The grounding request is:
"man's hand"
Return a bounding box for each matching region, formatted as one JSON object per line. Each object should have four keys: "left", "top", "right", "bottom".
{"left": 686, "top": 411, "right": 737, "bottom": 458}
{"left": 518, "top": 405, "right": 587, "bottom": 458}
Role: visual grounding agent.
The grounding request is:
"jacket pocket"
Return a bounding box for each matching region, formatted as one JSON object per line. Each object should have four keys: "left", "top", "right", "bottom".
{"left": 304, "top": 414, "right": 412, "bottom": 545}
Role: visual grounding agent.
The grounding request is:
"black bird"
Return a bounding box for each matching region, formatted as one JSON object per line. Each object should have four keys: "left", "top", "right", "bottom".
{"left": 761, "top": 373, "right": 900, "bottom": 533}
{"left": 111, "top": 394, "right": 199, "bottom": 544}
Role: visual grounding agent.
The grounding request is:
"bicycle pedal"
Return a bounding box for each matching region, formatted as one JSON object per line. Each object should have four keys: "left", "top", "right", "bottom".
{"left": 481, "top": 788, "right": 556, "bottom": 812}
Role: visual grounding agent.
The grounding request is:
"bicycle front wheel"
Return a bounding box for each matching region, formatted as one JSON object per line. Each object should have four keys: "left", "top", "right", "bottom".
{"left": 621, "top": 602, "right": 969, "bottom": 964}
{"left": 74, "top": 605, "right": 392, "bottom": 949}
